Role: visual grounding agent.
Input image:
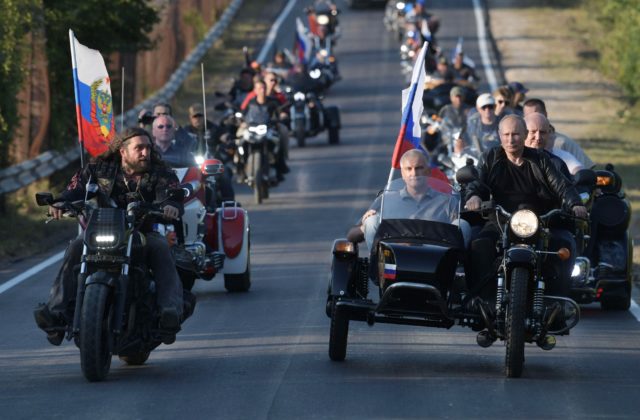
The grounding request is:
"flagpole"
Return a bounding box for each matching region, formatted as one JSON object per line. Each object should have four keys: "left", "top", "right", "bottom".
{"left": 69, "top": 29, "right": 85, "bottom": 168}
{"left": 201, "top": 62, "right": 209, "bottom": 158}
{"left": 120, "top": 66, "right": 125, "bottom": 133}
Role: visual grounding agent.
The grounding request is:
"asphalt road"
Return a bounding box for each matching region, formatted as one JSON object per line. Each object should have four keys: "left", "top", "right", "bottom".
{"left": 1, "top": 1, "right": 640, "bottom": 419}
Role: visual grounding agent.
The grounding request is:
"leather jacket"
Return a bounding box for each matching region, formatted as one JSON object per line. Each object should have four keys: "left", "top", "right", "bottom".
{"left": 465, "top": 146, "right": 582, "bottom": 211}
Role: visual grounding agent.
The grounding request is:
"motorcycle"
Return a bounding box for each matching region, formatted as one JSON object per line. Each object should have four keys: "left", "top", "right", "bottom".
{"left": 35, "top": 189, "right": 188, "bottom": 382}
{"left": 570, "top": 164, "right": 633, "bottom": 310}
{"left": 286, "top": 85, "right": 340, "bottom": 147}
{"left": 326, "top": 174, "right": 580, "bottom": 378}
{"left": 236, "top": 122, "right": 280, "bottom": 204}
{"left": 162, "top": 154, "right": 251, "bottom": 293}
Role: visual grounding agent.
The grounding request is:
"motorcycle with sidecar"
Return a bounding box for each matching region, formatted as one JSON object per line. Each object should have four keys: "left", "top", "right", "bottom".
{"left": 326, "top": 174, "right": 581, "bottom": 378}
{"left": 571, "top": 164, "right": 633, "bottom": 310}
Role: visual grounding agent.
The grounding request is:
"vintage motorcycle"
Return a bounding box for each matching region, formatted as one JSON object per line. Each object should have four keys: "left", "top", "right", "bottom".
{"left": 570, "top": 164, "right": 633, "bottom": 310}
{"left": 326, "top": 174, "right": 580, "bottom": 378}
{"left": 162, "top": 154, "right": 251, "bottom": 293}
{"left": 35, "top": 189, "right": 188, "bottom": 382}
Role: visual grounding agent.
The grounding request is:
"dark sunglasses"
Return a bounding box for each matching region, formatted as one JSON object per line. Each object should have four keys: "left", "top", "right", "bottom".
{"left": 156, "top": 124, "right": 173, "bottom": 129}
{"left": 497, "top": 100, "right": 510, "bottom": 105}
{"left": 481, "top": 105, "right": 495, "bottom": 110}
{"left": 191, "top": 114, "right": 204, "bottom": 118}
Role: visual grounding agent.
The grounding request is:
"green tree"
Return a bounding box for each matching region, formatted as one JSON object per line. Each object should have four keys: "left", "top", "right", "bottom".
{"left": 42, "top": 0, "right": 160, "bottom": 151}
{"left": 0, "top": 0, "right": 39, "bottom": 170}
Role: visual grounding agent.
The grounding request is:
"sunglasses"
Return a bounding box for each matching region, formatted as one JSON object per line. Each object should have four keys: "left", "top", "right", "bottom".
{"left": 191, "top": 114, "right": 204, "bottom": 118}
{"left": 156, "top": 124, "right": 173, "bottom": 129}
{"left": 497, "top": 100, "right": 510, "bottom": 105}
{"left": 481, "top": 105, "right": 495, "bottom": 110}
{"left": 266, "top": 79, "right": 277, "bottom": 82}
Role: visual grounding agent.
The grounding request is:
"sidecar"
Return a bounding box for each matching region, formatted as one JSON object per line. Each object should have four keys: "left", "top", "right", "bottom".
{"left": 326, "top": 176, "right": 482, "bottom": 361}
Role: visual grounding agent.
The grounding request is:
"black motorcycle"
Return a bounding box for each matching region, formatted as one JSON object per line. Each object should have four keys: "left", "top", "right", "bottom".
{"left": 326, "top": 174, "right": 580, "bottom": 378}
{"left": 285, "top": 85, "right": 340, "bottom": 147}
{"left": 571, "top": 164, "right": 633, "bottom": 310}
{"left": 35, "top": 190, "right": 187, "bottom": 382}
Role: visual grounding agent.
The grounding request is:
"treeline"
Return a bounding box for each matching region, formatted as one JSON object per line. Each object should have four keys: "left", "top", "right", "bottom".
{"left": 0, "top": 0, "right": 159, "bottom": 170}
{"left": 586, "top": 0, "right": 640, "bottom": 104}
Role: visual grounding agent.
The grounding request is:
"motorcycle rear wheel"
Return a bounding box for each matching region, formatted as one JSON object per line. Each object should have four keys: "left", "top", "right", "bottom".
{"left": 80, "top": 283, "right": 113, "bottom": 382}
{"left": 295, "top": 125, "right": 306, "bottom": 148}
{"left": 329, "top": 299, "right": 349, "bottom": 361}
{"left": 505, "top": 267, "right": 528, "bottom": 378}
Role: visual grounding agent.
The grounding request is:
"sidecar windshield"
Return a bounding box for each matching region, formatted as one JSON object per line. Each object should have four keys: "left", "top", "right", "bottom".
{"left": 380, "top": 176, "right": 459, "bottom": 223}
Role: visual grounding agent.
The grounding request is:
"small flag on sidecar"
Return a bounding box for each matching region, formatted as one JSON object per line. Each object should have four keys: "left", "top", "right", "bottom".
{"left": 383, "top": 264, "right": 397, "bottom": 280}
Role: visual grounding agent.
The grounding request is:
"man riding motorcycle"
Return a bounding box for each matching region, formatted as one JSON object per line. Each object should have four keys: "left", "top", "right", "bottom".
{"left": 464, "top": 115, "right": 588, "bottom": 299}
{"left": 33, "top": 128, "right": 185, "bottom": 345}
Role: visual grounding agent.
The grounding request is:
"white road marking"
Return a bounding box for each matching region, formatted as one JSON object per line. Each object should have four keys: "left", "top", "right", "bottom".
{"left": 472, "top": 0, "right": 498, "bottom": 92}
{"left": 630, "top": 300, "right": 640, "bottom": 322}
{"left": 0, "top": 251, "right": 64, "bottom": 295}
{"left": 256, "top": 0, "right": 298, "bottom": 64}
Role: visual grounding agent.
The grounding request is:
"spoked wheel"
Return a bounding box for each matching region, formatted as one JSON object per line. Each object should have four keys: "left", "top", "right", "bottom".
{"left": 328, "top": 299, "right": 349, "bottom": 361}
{"left": 505, "top": 267, "right": 528, "bottom": 378}
{"left": 119, "top": 352, "right": 150, "bottom": 366}
{"left": 80, "top": 283, "right": 113, "bottom": 382}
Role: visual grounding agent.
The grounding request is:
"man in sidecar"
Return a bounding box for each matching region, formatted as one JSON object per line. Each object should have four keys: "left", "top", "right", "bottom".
{"left": 350, "top": 149, "right": 469, "bottom": 249}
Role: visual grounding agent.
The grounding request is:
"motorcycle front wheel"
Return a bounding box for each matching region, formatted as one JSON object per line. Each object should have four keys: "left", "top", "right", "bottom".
{"left": 505, "top": 267, "right": 528, "bottom": 378}
{"left": 80, "top": 283, "right": 113, "bottom": 382}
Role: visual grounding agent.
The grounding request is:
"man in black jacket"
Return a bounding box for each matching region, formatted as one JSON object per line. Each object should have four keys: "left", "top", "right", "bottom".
{"left": 34, "top": 128, "right": 185, "bottom": 345}
{"left": 464, "top": 115, "right": 587, "bottom": 298}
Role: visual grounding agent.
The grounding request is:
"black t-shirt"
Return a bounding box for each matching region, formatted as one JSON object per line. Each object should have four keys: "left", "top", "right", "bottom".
{"left": 492, "top": 160, "right": 554, "bottom": 213}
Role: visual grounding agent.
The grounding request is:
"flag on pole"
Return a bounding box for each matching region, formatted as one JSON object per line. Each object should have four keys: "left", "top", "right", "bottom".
{"left": 451, "top": 37, "right": 475, "bottom": 68}
{"left": 294, "top": 18, "right": 312, "bottom": 65}
{"left": 388, "top": 42, "right": 429, "bottom": 183}
{"left": 69, "top": 30, "right": 115, "bottom": 158}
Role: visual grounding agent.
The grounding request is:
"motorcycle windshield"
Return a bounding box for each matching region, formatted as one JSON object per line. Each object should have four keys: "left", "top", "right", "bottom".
{"left": 380, "top": 176, "right": 459, "bottom": 223}
{"left": 163, "top": 152, "right": 197, "bottom": 169}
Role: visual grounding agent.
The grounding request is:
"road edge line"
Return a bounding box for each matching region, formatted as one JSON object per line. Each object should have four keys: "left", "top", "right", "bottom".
{"left": 0, "top": 251, "right": 64, "bottom": 295}
{"left": 472, "top": 0, "right": 498, "bottom": 92}
{"left": 256, "top": 0, "right": 298, "bottom": 63}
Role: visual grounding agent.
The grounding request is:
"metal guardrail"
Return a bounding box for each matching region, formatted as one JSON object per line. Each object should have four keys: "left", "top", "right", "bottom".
{"left": 0, "top": 0, "right": 245, "bottom": 196}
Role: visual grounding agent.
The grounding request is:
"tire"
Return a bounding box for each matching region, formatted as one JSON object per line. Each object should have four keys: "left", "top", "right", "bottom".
{"left": 247, "top": 153, "right": 263, "bottom": 204}
{"left": 80, "top": 283, "right": 113, "bottom": 382}
{"left": 600, "top": 291, "right": 631, "bottom": 311}
{"left": 505, "top": 267, "right": 528, "bottom": 378}
{"left": 119, "top": 352, "right": 150, "bottom": 366}
{"left": 295, "top": 124, "right": 306, "bottom": 148}
{"left": 224, "top": 254, "right": 251, "bottom": 292}
{"left": 328, "top": 127, "right": 339, "bottom": 145}
{"left": 180, "top": 271, "right": 196, "bottom": 291}
{"left": 328, "top": 299, "right": 349, "bottom": 361}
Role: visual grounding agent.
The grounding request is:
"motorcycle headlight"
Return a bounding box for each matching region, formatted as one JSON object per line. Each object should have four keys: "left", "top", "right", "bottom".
{"left": 248, "top": 124, "right": 268, "bottom": 136}
{"left": 309, "top": 69, "right": 322, "bottom": 79}
{"left": 194, "top": 155, "right": 205, "bottom": 165}
{"left": 91, "top": 233, "right": 119, "bottom": 249}
{"left": 509, "top": 209, "right": 539, "bottom": 238}
{"left": 317, "top": 15, "right": 330, "bottom": 25}
{"left": 396, "top": 2, "right": 406, "bottom": 10}
{"left": 319, "top": 49, "right": 328, "bottom": 58}
{"left": 294, "top": 91, "right": 306, "bottom": 101}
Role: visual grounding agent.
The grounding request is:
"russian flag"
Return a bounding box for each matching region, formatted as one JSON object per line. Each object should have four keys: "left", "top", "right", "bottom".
{"left": 295, "top": 18, "right": 311, "bottom": 65}
{"left": 69, "top": 30, "right": 115, "bottom": 158}
{"left": 388, "top": 42, "right": 428, "bottom": 183}
{"left": 383, "top": 264, "right": 397, "bottom": 280}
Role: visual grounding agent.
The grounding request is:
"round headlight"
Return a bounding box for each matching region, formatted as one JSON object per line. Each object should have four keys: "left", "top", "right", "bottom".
{"left": 509, "top": 209, "right": 539, "bottom": 238}
{"left": 317, "top": 15, "right": 330, "bottom": 25}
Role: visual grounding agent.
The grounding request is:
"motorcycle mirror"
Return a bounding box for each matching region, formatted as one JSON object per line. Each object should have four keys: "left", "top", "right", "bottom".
{"left": 557, "top": 247, "right": 571, "bottom": 261}
{"left": 35, "top": 192, "right": 54, "bottom": 206}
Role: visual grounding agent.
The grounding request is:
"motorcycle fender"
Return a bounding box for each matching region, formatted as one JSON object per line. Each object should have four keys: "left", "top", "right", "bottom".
{"left": 329, "top": 254, "right": 357, "bottom": 297}
{"left": 85, "top": 271, "right": 118, "bottom": 288}
{"left": 219, "top": 207, "right": 250, "bottom": 274}
{"left": 505, "top": 246, "right": 536, "bottom": 268}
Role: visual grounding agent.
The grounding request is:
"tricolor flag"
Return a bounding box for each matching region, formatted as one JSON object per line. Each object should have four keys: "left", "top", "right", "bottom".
{"left": 294, "top": 18, "right": 312, "bottom": 65}
{"left": 388, "top": 42, "right": 429, "bottom": 183}
{"left": 383, "top": 264, "right": 397, "bottom": 280}
{"left": 69, "top": 30, "right": 115, "bottom": 158}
